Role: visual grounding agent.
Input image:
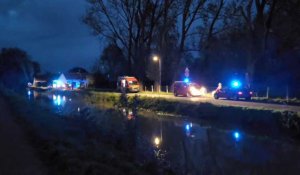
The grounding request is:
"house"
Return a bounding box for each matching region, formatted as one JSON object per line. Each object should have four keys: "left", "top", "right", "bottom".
{"left": 30, "top": 74, "right": 51, "bottom": 90}
{"left": 52, "top": 73, "right": 68, "bottom": 89}
{"left": 65, "top": 73, "right": 88, "bottom": 89}
{"left": 52, "top": 70, "right": 90, "bottom": 90}
{"left": 33, "top": 77, "right": 48, "bottom": 88}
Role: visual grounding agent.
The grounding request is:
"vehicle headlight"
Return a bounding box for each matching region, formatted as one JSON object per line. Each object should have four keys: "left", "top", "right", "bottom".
{"left": 189, "top": 86, "right": 207, "bottom": 96}
{"left": 199, "top": 87, "right": 207, "bottom": 96}
{"left": 189, "top": 86, "right": 196, "bottom": 91}
{"left": 189, "top": 86, "right": 198, "bottom": 96}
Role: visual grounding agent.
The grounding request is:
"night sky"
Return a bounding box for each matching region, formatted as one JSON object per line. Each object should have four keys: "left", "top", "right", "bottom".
{"left": 0, "top": 0, "right": 101, "bottom": 72}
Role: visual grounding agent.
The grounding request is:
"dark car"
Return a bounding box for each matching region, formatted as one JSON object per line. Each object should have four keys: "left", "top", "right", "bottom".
{"left": 214, "top": 87, "right": 253, "bottom": 100}
{"left": 173, "top": 81, "right": 206, "bottom": 97}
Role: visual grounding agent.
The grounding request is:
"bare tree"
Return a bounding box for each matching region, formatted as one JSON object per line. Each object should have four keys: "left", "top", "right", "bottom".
{"left": 84, "top": 0, "right": 211, "bottom": 83}
{"left": 238, "top": 0, "right": 278, "bottom": 85}
{"left": 84, "top": 0, "right": 167, "bottom": 81}
{"left": 168, "top": 0, "right": 207, "bottom": 80}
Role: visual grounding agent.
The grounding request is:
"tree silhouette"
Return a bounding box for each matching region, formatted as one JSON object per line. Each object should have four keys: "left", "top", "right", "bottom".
{"left": 0, "top": 48, "right": 40, "bottom": 91}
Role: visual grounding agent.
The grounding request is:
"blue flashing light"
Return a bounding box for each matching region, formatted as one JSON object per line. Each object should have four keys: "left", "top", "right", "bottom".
{"left": 184, "top": 78, "right": 190, "bottom": 83}
{"left": 27, "top": 90, "right": 31, "bottom": 96}
{"left": 231, "top": 80, "right": 241, "bottom": 88}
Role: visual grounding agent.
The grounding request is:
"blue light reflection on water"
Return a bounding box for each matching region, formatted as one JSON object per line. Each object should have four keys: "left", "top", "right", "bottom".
{"left": 185, "top": 123, "right": 194, "bottom": 137}
{"left": 185, "top": 124, "right": 190, "bottom": 131}
{"left": 52, "top": 94, "right": 66, "bottom": 107}
{"left": 27, "top": 90, "right": 32, "bottom": 100}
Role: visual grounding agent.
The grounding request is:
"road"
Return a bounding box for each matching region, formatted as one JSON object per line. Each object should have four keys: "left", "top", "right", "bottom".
{"left": 131, "top": 93, "right": 300, "bottom": 113}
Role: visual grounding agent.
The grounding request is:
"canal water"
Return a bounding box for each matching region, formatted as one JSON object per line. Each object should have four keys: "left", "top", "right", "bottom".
{"left": 27, "top": 90, "right": 300, "bottom": 175}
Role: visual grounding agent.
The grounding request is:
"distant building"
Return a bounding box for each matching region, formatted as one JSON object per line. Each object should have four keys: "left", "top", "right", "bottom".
{"left": 33, "top": 77, "right": 48, "bottom": 88}
{"left": 52, "top": 72, "right": 89, "bottom": 90}
{"left": 52, "top": 73, "right": 68, "bottom": 89}
{"left": 30, "top": 74, "right": 51, "bottom": 89}
{"left": 65, "top": 73, "right": 88, "bottom": 89}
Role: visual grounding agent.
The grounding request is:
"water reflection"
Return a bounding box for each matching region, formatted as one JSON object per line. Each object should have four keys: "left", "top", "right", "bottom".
{"left": 121, "top": 108, "right": 136, "bottom": 120}
{"left": 28, "top": 90, "right": 85, "bottom": 116}
{"left": 27, "top": 91, "right": 300, "bottom": 174}
{"left": 233, "top": 131, "right": 241, "bottom": 142}
{"left": 52, "top": 94, "right": 66, "bottom": 107}
{"left": 27, "top": 90, "right": 31, "bottom": 96}
{"left": 185, "top": 123, "right": 194, "bottom": 137}
{"left": 142, "top": 117, "right": 300, "bottom": 174}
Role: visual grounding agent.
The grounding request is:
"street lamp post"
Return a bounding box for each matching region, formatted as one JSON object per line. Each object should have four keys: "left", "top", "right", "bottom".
{"left": 153, "top": 55, "right": 161, "bottom": 92}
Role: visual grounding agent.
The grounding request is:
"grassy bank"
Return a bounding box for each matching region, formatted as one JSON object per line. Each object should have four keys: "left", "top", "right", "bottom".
{"left": 87, "top": 88, "right": 300, "bottom": 105}
{"left": 251, "top": 97, "right": 300, "bottom": 106}
{"left": 86, "top": 91, "right": 300, "bottom": 138}
{"left": 0, "top": 89, "right": 162, "bottom": 175}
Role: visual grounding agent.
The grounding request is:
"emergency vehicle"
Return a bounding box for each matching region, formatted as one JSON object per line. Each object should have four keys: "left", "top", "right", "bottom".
{"left": 117, "top": 76, "right": 140, "bottom": 92}
{"left": 213, "top": 80, "right": 252, "bottom": 100}
{"left": 173, "top": 81, "right": 206, "bottom": 97}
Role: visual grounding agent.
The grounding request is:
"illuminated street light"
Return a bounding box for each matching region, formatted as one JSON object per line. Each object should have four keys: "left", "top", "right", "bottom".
{"left": 152, "top": 55, "right": 161, "bottom": 92}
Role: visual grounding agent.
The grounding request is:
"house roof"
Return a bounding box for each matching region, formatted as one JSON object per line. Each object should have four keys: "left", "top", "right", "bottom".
{"left": 64, "top": 73, "right": 87, "bottom": 80}
{"left": 52, "top": 72, "right": 88, "bottom": 82}
{"left": 58, "top": 73, "right": 68, "bottom": 84}
{"left": 68, "top": 67, "right": 89, "bottom": 74}
{"left": 34, "top": 74, "right": 51, "bottom": 82}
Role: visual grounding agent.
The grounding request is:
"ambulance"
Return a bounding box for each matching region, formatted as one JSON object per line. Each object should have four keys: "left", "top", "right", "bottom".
{"left": 117, "top": 76, "right": 140, "bottom": 92}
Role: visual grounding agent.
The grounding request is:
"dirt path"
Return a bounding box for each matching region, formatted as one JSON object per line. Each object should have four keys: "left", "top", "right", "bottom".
{"left": 0, "top": 96, "right": 47, "bottom": 175}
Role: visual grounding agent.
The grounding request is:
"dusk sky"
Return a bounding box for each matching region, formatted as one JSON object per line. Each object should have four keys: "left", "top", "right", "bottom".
{"left": 0, "top": 0, "right": 101, "bottom": 73}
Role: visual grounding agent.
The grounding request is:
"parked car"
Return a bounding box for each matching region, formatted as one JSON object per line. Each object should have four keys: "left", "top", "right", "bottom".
{"left": 117, "top": 76, "right": 140, "bottom": 92}
{"left": 214, "top": 87, "right": 253, "bottom": 100}
{"left": 173, "top": 81, "right": 206, "bottom": 97}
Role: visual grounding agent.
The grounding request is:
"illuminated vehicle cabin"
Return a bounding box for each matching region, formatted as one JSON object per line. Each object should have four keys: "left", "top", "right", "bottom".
{"left": 173, "top": 81, "right": 206, "bottom": 97}
{"left": 117, "top": 76, "right": 140, "bottom": 92}
{"left": 213, "top": 80, "right": 253, "bottom": 100}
